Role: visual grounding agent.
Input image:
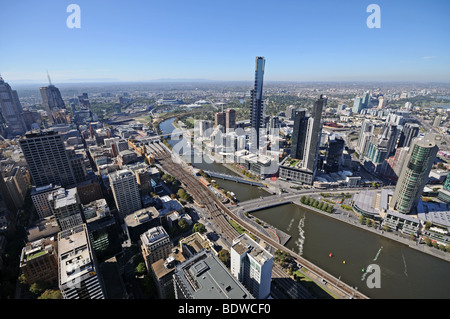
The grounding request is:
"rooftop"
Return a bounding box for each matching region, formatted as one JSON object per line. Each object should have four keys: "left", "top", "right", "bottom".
{"left": 174, "top": 250, "right": 252, "bottom": 299}
{"left": 141, "top": 226, "right": 169, "bottom": 246}
{"left": 232, "top": 233, "right": 273, "bottom": 266}
{"left": 48, "top": 187, "right": 78, "bottom": 209}
{"left": 124, "top": 207, "right": 159, "bottom": 227}
{"left": 58, "top": 225, "right": 93, "bottom": 285}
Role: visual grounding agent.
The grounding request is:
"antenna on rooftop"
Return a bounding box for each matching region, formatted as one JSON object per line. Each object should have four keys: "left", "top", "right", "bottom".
{"left": 47, "top": 70, "right": 52, "bottom": 86}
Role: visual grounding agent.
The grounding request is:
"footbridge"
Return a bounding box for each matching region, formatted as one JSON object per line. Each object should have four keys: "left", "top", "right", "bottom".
{"left": 203, "top": 170, "right": 266, "bottom": 187}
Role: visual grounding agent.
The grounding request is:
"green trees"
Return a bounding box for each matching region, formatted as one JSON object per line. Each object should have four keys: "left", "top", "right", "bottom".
{"left": 218, "top": 249, "right": 230, "bottom": 267}
{"left": 193, "top": 222, "right": 207, "bottom": 234}
{"left": 177, "top": 188, "right": 192, "bottom": 202}
{"left": 300, "top": 196, "right": 334, "bottom": 213}
{"left": 135, "top": 262, "right": 147, "bottom": 277}
{"left": 38, "top": 289, "right": 62, "bottom": 299}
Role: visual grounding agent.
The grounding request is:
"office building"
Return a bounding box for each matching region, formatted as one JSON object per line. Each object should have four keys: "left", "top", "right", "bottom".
{"left": 3, "top": 165, "right": 28, "bottom": 211}
{"left": 249, "top": 56, "right": 266, "bottom": 152}
{"left": 109, "top": 169, "right": 142, "bottom": 219}
{"left": 141, "top": 226, "right": 172, "bottom": 271}
{"left": 0, "top": 75, "right": 26, "bottom": 136}
{"left": 230, "top": 233, "right": 273, "bottom": 299}
{"left": 215, "top": 111, "right": 226, "bottom": 128}
{"left": 390, "top": 134, "right": 441, "bottom": 214}
{"left": 151, "top": 247, "right": 186, "bottom": 299}
{"left": 20, "top": 237, "right": 59, "bottom": 286}
{"left": 78, "top": 93, "right": 91, "bottom": 109}
{"left": 84, "top": 199, "right": 122, "bottom": 262}
{"left": 324, "top": 135, "right": 345, "bottom": 173}
{"left": 173, "top": 249, "right": 253, "bottom": 299}
{"left": 19, "top": 129, "right": 76, "bottom": 188}
{"left": 48, "top": 187, "right": 84, "bottom": 231}
{"left": 31, "top": 184, "right": 61, "bottom": 219}
{"left": 124, "top": 207, "right": 160, "bottom": 242}
{"left": 58, "top": 224, "right": 105, "bottom": 299}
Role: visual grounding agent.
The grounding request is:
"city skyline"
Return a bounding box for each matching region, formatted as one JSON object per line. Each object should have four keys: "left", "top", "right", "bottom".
{"left": 1, "top": 0, "right": 450, "bottom": 84}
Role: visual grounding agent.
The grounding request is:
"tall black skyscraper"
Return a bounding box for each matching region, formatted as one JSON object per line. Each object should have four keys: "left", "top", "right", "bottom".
{"left": 290, "top": 109, "right": 308, "bottom": 160}
{"left": 19, "top": 129, "right": 76, "bottom": 188}
{"left": 250, "top": 56, "right": 266, "bottom": 153}
{"left": 324, "top": 136, "right": 345, "bottom": 173}
{"left": 304, "top": 95, "right": 327, "bottom": 172}
{"left": 0, "top": 75, "right": 27, "bottom": 136}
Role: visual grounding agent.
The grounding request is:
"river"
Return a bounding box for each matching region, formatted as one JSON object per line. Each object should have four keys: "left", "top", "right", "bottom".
{"left": 159, "top": 117, "right": 450, "bottom": 299}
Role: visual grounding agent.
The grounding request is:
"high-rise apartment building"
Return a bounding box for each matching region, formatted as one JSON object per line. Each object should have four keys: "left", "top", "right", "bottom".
{"left": 290, "top": 95, "right": 326, "bottom": 172}
{"left": 397, "top": 122, "right": 420, "bottom": 148}
{"left": 290, "top": 109, "right": 308, "bottom": 161}
{"left": 19, "top": 129, "right": 76, "bottom": 188}
{"left": 230, "top": 233, "right": 273, "bottom": 299}
{"left": 58, "top": 224, "right": 105, "bottom": 299}
{"left": 225, "top": 108, "right": 236, "bottom": 133}
{"left": 0, "top": 75, "right": 26, "bottom": 136}
{"left": 390, "top": 134, "right": 441, "bottom": 214}
{"left": 215, "top": 111, "right": 226, "bottom": 128}
{"left": 356, "top": 120, "right": 374, "bottom": 156}
{"left": 352, "top": 97, "right": 363, "bottom": 114}
{"left": 303, "top": 95, "right": 326, "bottom": 172}
{"left": 250, "top": 56, "right": 266, "bottom": 152}
{"left": 109, "top": 169, "right": 142, "bottom": 219}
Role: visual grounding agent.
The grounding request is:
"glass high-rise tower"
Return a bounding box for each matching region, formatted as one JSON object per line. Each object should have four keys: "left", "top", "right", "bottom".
{"left": 249, "top": 56, "right": 266, "bottom": 153}
{"left": 390, "top": 134, "right": 441, "bottom": 214}
{"left": 0, "top": 75, "right": 26, "bottom": 136}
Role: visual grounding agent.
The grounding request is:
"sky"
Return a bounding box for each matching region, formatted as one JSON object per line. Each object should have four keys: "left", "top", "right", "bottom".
{"left": 1, "top": 0, "right": 449, "bottom": 84}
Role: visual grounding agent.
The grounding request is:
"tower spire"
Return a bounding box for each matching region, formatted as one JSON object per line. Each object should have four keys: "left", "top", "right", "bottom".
{"left": 47, "top": 70, "right": 52, "bottom": 86}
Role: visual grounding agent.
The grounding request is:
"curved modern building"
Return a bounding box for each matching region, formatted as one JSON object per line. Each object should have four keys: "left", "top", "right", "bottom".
{"left": 390, "top": 134, "right": 441, "bottom": 214}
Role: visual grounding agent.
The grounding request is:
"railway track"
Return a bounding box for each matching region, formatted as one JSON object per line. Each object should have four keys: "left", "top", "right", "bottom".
{"left": 155, "top": 152, "right": 239, "bottom": 243}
